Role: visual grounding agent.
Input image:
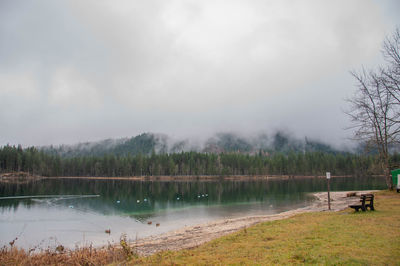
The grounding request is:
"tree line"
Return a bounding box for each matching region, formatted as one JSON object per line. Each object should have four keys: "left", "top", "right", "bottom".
{"left": 1, "top": 144, "right": 399, "bottom": 177}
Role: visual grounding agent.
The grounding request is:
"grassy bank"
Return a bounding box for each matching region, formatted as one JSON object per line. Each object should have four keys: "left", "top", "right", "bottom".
{"left": 1, "top": 191, "right": 399, "bottom": 265}
{"left": 135, "top": 191, "right": 400, "bottom": 265}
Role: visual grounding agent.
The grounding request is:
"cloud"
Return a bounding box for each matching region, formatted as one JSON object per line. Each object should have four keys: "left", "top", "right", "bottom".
{"left": 0, "top": 0, "right": 398, "bottom": 146}
{"left": 49, "top": 66, "right": 102, "bottom": 108}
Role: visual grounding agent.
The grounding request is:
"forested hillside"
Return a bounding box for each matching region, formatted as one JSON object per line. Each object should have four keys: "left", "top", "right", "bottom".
{"left": 41, "top": 132, "right": 342, "bottom": 158}
{"left": 42, "top": 133, "right": 161, "bottom": 157}
{"left": 2, "top": 144, "right": 399, "bottom": 177}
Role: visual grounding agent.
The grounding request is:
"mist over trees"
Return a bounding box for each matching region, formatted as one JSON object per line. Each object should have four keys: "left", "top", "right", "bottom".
{"left": 40, "top": 131, "right": 342, "bottom": 158}
{"left": 3, "top": 26, "right": 400, "bottom": 181}
{"left": 346, "top": 26, "right": 400, "bottom": 189}
{"left": 2, "top": 143, "right": 400, "bottom": 178}
{"left": 2, "top": 131, "right": 388, "bottom": 178}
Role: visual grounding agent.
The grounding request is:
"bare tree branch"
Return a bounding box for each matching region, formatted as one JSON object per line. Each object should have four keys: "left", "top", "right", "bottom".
{"left": 346, "top": 26, "right": 400, "bottom": 190}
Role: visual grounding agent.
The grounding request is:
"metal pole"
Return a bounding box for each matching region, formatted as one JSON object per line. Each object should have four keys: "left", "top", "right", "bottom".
{"left": 326, "top": 172, "right": 331, "bottom": 210}
{"left": 327, "top": 178, "right": 331, "bottom": 210}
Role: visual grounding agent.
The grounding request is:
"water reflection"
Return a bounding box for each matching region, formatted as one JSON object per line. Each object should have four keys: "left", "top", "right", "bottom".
{"left": 0, "top": 176, "right": 386, "bottom": 249}
{"left": 0, "top": 176, "right": 385, "bottom": 215}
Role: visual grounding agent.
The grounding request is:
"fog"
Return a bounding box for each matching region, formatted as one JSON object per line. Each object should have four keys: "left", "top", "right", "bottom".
{"left": 1, "top": 0, "right": 400, "bottom": 147}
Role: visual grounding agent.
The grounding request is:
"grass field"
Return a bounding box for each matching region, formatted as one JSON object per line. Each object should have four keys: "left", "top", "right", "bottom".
{"left": 133, "top": 190, "right": 400, "bottom": 265}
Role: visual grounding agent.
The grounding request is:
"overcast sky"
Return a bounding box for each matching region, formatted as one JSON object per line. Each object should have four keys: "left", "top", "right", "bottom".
{"left": 1, "top": 0, "right": 400, "bottom": 147}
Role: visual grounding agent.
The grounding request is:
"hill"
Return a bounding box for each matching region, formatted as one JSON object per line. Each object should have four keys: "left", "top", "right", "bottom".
{"left": 41, "top": 132, "right": 342, "bottom": 157}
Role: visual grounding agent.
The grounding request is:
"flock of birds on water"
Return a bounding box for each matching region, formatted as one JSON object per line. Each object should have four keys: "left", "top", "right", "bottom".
{"left": 103, "top": 193, "right": 209, "bottom": 234}
{"left": 22, "top": 193, "right": 211, "bottom": 235}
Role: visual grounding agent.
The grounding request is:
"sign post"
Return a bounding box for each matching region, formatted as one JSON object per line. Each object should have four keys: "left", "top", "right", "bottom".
{"left": 326, "top": 172, "right": 331, "bottom": 210}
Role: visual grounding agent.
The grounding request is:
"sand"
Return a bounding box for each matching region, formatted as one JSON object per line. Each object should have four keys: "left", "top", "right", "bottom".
{"left": 130, "top": 190, "right": 378, "bottom": 256}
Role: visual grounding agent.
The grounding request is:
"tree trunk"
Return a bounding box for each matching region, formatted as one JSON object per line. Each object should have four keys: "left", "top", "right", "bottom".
{"left": 384, "top": 167, "right": 393, "bottom": 190}
{"left": 382, "top": 156, "right": 393, "bottom": 190}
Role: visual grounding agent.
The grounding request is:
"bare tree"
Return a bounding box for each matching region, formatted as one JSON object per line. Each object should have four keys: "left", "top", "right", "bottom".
{"left": 347, "top": 27, "right": 400, "bottom": 190}
{"left": 381, "top": 27, "right": 400, "bottom": 108}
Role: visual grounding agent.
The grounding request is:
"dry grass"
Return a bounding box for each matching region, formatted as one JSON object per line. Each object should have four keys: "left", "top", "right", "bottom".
{"left": 0, "top": 235, "right": 136, "bottom": 265}
{"left": 135, "top": 190, "right": 400, "bottom": 265}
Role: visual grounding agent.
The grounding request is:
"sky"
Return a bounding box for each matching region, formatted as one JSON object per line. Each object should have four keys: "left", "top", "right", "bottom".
{"left": 1, "top": 0, "right": 400, "bottom": 147}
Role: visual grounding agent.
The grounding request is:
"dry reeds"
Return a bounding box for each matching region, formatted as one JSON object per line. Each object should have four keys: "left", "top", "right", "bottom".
{"left": 0, "top": 242, "right": 132, "bottom": 265}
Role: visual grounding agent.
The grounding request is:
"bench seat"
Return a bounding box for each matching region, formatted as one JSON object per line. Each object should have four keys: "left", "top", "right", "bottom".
{"left": 349, "top": 194, "right": 374, "bottom": 212}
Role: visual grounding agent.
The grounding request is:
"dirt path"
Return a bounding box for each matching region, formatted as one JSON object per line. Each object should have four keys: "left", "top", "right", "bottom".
{"left": 131, "top": 190, "right": 378, "bottom": 256}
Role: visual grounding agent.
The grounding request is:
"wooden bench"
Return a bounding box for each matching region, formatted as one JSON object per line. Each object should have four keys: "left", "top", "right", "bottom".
{"left": 349, "top": 194, "right": 375, "bottom": 212}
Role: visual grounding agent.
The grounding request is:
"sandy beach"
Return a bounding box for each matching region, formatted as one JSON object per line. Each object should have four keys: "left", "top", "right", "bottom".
{"left": 130, "top": 190, "right": 378, "bottom": 256}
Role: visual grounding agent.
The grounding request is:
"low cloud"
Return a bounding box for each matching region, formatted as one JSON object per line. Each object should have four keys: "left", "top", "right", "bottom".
{"left": 0, "top": 0, "right": 398, "bottom": 146}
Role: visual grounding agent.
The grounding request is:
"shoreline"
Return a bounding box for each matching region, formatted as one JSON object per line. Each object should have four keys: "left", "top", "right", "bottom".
{"left": 128, "top": 190, "right": 379, "bottom": 256}
{"left": 0, "top": 189, "right": 392, "bottom": 265}
{"left": 2, "top": 189, "right": 380, "bottom": 257}
{"left": 53, "top": 174, "right": 378, "bottom": 182}
{"left": 0, "top": 172, "right": 46, "bottom": 184}
{"left": 1, "top": 172, "right": 384, "bottom": 183}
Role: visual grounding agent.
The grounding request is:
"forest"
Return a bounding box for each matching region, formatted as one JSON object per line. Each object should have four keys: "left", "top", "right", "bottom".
{"left": 41, "top": 132, "right": 343, "bottom": 158}
{"left": 1, "top": 144, "right": 399, "bottom": 177}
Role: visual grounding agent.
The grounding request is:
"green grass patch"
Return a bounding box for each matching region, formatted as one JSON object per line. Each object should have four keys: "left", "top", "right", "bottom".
{"left": 134, "top": 191, "right": 400, "bottom": 265}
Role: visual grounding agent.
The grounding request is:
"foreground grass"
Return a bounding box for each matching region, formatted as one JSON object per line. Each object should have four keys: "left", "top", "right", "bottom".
{"left": 0, "top": 236, "right": 134, "bottom": 266}
{"left": 135, "top": 191, "right": 400, "bottom": 265}
{"left": 1, "top": 246, "right": 122, "bottom": 265}
{"left": 1, "top": 191, "right": 399, "bottom": 265}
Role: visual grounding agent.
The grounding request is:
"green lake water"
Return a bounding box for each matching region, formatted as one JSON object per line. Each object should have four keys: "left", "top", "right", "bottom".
{"left": 0, "top": 176, "right": 386, "bottom": 249}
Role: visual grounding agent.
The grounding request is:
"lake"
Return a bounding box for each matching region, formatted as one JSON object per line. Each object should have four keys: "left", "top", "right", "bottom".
{"left": 0, "top": 176, "right": 386, "bottom": 250}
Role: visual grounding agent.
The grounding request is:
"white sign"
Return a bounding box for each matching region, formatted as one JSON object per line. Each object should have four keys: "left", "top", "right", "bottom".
{"left": 326, "top": 172, "right": 331, "bottom": 179}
